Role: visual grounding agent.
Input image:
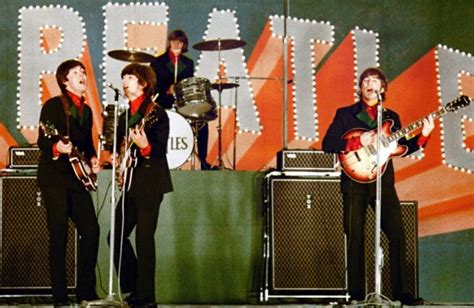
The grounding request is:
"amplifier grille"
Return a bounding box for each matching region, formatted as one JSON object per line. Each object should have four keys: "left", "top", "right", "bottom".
{"left": 8, "top": 147, "right": 41, "bottom": 168}
{"left": 0, "top": 176, "right": 76, "bottom": 290}
{"left": 270, "top": 177, "right": 346, "bottom": 291}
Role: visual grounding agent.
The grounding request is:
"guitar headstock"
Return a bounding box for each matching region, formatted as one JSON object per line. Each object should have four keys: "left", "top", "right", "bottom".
{"left": 39, "top": 121, "right": 59, "bottom": 138}
{"left": 446, "top": 95, "right": 471, "bottom": 112}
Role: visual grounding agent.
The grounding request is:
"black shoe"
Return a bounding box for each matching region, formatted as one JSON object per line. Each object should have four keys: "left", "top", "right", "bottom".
{"left": 77, "top": 292, "right": 99, "bottom": 304}
{"left": 124, "top": 293, "right": 138, "bottom": 304}
{"left": 127, "top": 299, "right": 156, "bottom": 308}
{"left": 200, "top": 161, "right": 213, "bottom": 170}
{"left": 400, "top": 293, "right": 424, "bottom": 306}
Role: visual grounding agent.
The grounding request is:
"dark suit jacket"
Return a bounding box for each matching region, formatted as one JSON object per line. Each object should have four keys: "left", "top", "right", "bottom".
{"left": 37, "top": 94, "right": 96, "bottom": 189}
{"left": 322, "top": 101, "right": 423, "bottom": 194}
{"left": 117, "top": 97, "right": 173, "bottom": 195}
{"left": 150, "top": 52, "right": 194, "bottom": 109}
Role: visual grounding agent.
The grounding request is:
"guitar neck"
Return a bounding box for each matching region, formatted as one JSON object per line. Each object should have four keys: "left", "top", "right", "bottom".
{"left": 387, "top": 107, "right": 446, "bottom": 143}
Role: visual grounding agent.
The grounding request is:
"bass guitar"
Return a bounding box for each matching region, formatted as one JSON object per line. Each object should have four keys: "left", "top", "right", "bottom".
{"left": 338, "top": 95, "right": 471, "bottom": 183}
{"left": 117, "top": 103, "right": 160, "bottom": 191}
{"left": 39, "top": 122, "right": 98, "bottom": 191}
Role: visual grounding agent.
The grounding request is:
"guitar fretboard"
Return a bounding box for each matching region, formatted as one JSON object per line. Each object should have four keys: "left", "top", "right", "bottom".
{"left": 387, "top": 108, "right": 447, "bottom": 143}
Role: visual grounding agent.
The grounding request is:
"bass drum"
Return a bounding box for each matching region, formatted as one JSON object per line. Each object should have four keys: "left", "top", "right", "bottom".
{"left": 166, "top": 110, "right": 194, "bottom": 169}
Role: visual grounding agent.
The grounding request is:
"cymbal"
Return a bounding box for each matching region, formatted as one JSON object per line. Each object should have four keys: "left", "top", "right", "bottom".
{"left": 193, "top": 39, "right": 246, "bottom": 51}
{"left": 107, "top": 49, "right": 156, "bottom": 63}
{"left": 211, "top": 83, "right": 240, "bottom": 90}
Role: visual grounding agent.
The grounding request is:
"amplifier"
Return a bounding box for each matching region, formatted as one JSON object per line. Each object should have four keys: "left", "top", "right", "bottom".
{"left": 276, "top": 149, "right": 336, "bottom": 171}
{"left": 9, "top": 147, "right": 41, "bottom": 168}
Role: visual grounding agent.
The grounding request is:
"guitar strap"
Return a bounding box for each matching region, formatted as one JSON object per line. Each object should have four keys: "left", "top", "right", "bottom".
{"left": 59, "top": 94, "right": 72, "bottom": 137}
{"left": 128, "top": 100, "right": 156, "bottom": 128}
{"left": 356, "top": 109, "right": 377, "bottom": 128}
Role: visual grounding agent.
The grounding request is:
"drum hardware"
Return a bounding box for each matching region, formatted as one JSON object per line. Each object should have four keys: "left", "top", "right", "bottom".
{"left": 193, "top": 38, "right": 247, "bottom": 170}
{"left": 174, "top": 77, "right": 216, "bottom": 120}
{"left": 187, "top": 120, "right": 206, "bottom": 170}
{"left": 107, "top": 49, "right": 156, "bottom": 63}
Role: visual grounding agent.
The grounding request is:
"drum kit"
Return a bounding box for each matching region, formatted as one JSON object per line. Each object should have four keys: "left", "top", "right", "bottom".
{"left": 107, "top": 38, "right": 246, "bottom": 170}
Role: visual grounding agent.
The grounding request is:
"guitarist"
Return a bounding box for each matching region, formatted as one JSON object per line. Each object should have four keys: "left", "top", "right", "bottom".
{"left": 37, "top": 59, "right": 100, "bottom": 305}
{"left": 322, "top": 67, "right": 434, "bottom": 305}
{"left": 109, "top": 63, "right": 173, "bottom": 307}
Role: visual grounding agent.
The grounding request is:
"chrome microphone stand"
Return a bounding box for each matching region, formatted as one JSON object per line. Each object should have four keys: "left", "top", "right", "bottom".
{"left": 364, "top": 91, "right": 393, "bottom": 306}
{"left": 86, "top": 88, "right": 123, "bottom": 307}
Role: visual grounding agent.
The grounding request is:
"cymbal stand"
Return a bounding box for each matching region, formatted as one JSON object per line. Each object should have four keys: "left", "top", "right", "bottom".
{"left": 232, "top": 77, "right": 239, "bottom": 170}
{"left": 216, "top": 38, "right": 225, "bottom": 169}
{"left": 190, "top": 120, "right": 200, "bottom": 170}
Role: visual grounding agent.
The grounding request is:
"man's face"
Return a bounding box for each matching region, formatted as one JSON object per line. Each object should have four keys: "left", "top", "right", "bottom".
{"left": 63, "top": 65, "right": 87, "bottom": 96}
{"left": 361, "top": 74, "right": 383, "bottom": 106}
{"left": 122, "top": 74, "right": 145, "bottom": 98}
{"left": 169, "top": 39, "right": 184, "bottom": 55}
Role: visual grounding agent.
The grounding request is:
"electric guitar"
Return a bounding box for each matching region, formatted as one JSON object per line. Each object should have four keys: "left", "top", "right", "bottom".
{"left": 117, "top": 103, "right": 160, "bottom": 191}
{"left": 338, "top": 95, "right": 471, "bottom": 183}
{"left": 39, "top": 122, "right": 98, "bottom": 191}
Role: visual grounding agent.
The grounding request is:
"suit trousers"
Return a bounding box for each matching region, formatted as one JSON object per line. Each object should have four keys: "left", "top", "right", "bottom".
{"left": 41, "top": 183, "right": 99, "bottom": 303}
{"left": 111, "top": 190, "right": 163, "bottom": 302}
{"left": 343, "top": 189, "right": 409, "bottom": 301}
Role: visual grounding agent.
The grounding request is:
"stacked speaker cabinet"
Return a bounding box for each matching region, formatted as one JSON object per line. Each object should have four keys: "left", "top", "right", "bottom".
{"left": 0, "top": 175, "right": 77, "bottom": 292}
{"left": 260, "top": 171, "right": 419, "bottom": 302}
{"left": 261, "top": 172, "right": 349, "bottom": 301}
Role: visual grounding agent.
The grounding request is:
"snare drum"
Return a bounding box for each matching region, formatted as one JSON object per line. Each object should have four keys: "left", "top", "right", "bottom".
{"left": 166, "top": 110, "right": 193, "bottom": 169}
{"left": 175, "top": 77, "right": 216, "bottom": 119}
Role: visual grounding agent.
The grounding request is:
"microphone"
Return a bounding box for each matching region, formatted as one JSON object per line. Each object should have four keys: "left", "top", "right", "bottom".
{"left": 107, "top": 83, "right": 123, "bottom": 96}
{"left": 376, "top": 90, "right": 383, "bottom": 102}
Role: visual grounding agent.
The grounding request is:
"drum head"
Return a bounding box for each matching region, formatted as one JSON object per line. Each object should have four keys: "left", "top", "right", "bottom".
{"left": 166, "top": 110, "right": 194, "bottom": 169}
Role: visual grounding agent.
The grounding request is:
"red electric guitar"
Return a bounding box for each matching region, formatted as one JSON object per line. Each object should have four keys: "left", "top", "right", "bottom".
{"left": 338, "top": 95, "right": 471, "bottom": 183}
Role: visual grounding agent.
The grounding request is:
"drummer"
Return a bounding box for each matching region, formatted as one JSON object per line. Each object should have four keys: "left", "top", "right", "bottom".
{"left": 151, "top": 29, "right": 215, "bottom": 170}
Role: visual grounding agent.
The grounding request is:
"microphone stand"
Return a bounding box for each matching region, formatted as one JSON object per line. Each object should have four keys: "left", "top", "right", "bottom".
{"left": 365, "top": 91, "right": 390, "bottom": 305}
{"left": 86, "top": 88, "right": 123, "bottom": 307}
{"left": 282, "top": 0, "right": 289, "bottom": 149}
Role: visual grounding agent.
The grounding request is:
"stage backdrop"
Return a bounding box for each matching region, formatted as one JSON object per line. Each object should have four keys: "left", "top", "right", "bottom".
{"left": 0, "top": 0, "right": 473, "bottom": 303}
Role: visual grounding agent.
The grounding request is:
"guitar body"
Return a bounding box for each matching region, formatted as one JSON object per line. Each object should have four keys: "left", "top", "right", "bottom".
{"left": 338, "top": 120, "right": 408, "bottom": 183}
{"left": 117, "top": 147, "right": 138, "bottom": 192}
{"left": 116, "top": 103, "right": 160, "bottom": 191}
{"left": 39, "top": 122, "right": 98, "bottom": 191}
{"left": 69, "top": 155, "right": 98, "bottom": 191}
{"left": 336, "top": 95, "right": 471, "bottom": 183}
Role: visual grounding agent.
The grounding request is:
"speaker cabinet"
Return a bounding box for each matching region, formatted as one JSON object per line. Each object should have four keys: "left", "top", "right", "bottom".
{"left": 262, "top": 174, "right": 418, "bottom": 302}
{"left": 263, "top": 175, "right": 348, "bottom": 299}
{"left": 364, "top": 201, "right": 418, "bottom": 297}
{"left": 0, "top": 176, "right": 77, "bottom": 291}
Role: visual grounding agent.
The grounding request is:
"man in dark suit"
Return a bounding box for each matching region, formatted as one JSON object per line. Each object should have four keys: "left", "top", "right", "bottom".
{"left": 322, "top": 67, "right": 434, "bottom": 305}
{"left": 111, "top": 63, "right": 173, "bottom": 307}
{"left": 151, "top": 29, "right": 214, "bottom": 170}
{"left": 37, "top": 59, "right": 100, "bottom": 306}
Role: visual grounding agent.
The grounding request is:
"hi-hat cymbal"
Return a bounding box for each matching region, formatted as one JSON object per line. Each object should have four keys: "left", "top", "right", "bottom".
{"left": 108, "top": 49, "right": 156, "bottom": 63}
{"left": 193, "top": 39, "right": 246, "bottom": 51}
{"left": 211, "top": 83, "right": 240, "bottom": 90}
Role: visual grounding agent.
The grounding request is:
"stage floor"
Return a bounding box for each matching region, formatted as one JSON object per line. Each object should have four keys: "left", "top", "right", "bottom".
{"left": 1, "top": 295, "right": 474, "bottom": 307}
